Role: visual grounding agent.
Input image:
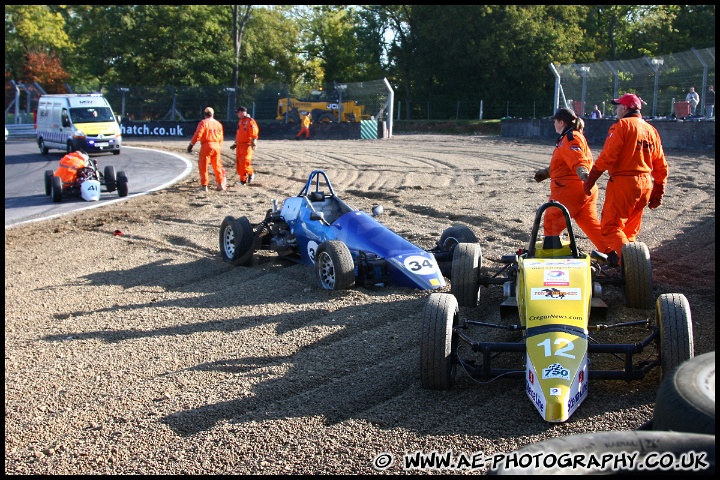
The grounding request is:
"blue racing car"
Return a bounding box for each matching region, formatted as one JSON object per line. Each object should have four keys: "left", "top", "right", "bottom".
{"left": 219, "top": 170, "right": 478, "bottom": 290}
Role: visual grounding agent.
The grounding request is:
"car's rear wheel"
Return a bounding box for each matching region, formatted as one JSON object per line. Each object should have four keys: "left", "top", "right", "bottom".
{"left": 219, "top": 216, "right": 255, "bottom": 266}
{"left": 104, "top": 165, "right": 117, "bottom": 192}
{"left": 116, "top": 171, "right": 129, "bottom": 197}
{"left": 657, "top": 293, "right": 694, "bottom": 379}
{"left": 315, "top": 240, "right": 355, "bottom": 290}
{"left": 51, "top": 175, "right": 63, "bottom": 203}
{"left": 622, "top": 242, "right": 653, "bottom": 309}
{"left": 44, "top": 170, "right": 53, "bottom": 196}
{"left": 420, "top": 293, "right": 459, "bottom": 390}
{"left": 451, "top": 243, "right": 481, "bottom": 307}
{"left": 652, "top": 351, "right": 713, "bottom": 435}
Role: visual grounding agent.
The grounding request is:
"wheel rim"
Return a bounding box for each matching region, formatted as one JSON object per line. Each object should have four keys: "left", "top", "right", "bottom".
{"left": 317, "top": 251, "right": 335, "bottom": 288}
{"left": 222, "top": 226, "right": 235, "bottom": 257}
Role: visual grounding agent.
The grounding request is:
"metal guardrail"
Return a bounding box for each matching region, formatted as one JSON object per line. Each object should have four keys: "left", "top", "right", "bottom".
{"left": 6, "top": 124, "right": 36, "bottom": 138}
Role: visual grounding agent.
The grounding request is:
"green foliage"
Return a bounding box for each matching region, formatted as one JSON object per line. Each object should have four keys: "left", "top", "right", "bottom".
{"left": 4, "top": 4, "right": 715, "bottom": 117}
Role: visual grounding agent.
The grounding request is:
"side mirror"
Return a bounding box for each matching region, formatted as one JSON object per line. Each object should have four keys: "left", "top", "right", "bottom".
{"left": 371, "top": 205, "right": 383, "bottom": 217}
{"left": 62, "top": 118, "right": 70, "bottom": 128}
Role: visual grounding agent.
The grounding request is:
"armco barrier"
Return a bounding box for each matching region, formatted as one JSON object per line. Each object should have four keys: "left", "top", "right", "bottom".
{"left": 501, "top": 117, "right": 715, "bottom": 150}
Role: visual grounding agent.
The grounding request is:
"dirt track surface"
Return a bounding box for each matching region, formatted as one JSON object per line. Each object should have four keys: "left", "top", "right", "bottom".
{"left": 5, "top": 134, "right": 715, "bottom": 474}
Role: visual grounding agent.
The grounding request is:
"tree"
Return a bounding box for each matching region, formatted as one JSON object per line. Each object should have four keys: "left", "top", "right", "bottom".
{"left": 5, "top": 5, "right": 72, "bottom": 82}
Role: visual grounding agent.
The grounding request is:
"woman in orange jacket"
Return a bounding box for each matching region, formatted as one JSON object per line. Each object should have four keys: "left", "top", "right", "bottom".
{"left": 534, "top": 107, "right": 609, "bottom": 254}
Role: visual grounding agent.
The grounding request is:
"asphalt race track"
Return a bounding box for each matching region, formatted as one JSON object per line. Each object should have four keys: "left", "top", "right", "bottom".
{"left": 4, "top": 139, "right": 191, "bottom": 228}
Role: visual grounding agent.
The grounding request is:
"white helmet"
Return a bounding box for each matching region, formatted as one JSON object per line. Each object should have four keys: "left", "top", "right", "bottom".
{"left": 80, "top": 179, "right": 101, "bottom": 201}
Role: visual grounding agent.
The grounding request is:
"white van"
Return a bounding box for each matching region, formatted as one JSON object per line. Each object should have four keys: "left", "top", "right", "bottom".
{"left": 36, "top": 94, "right": 122, "bottom": 155}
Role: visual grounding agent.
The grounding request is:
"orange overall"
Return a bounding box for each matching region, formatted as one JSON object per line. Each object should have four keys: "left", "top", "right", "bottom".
{"left": 593, "top": 113, "right": 668, "bottom": 257}
{"left": 235, "top": 116, "right": 260, "bottom": 182}
{"left": 544, "top": 130, "right": 608, "bottom": 252}
{"left": 190, "top": 117, "right": 225, "bottom": 187}
{"left": 296, "top": 114, "right": 311, "bottom": 139}
{"left": 54, "top": 151, "right": 88, "bottom": 184}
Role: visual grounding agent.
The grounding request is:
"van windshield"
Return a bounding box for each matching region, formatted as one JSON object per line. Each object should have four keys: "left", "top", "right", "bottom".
{"left": 70, "top": 107, "right": 115, "bottom": 123}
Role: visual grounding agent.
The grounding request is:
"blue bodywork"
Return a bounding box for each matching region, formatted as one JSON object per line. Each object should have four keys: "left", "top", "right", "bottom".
{"left": 267, "top": 170, "right": 446, "bottom": 290}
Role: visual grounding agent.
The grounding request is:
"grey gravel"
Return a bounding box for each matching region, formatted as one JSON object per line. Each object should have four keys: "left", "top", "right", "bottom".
{"left": 5, "top": 135, "right": 714, "bottom": 474}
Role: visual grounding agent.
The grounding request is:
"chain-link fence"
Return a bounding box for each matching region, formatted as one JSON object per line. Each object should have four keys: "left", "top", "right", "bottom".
{"left": 552, "top": 47, "right": 715, "bottom": 119}
{"left": 4, "top": 48, "right": 714, "bottom": 125}
{"left": 5, "top": 78, "right": 392, "bottom": 125}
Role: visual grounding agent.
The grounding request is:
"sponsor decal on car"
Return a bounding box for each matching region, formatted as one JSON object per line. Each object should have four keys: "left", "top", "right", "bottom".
{"left": 543, "top": 269, "right": 570, "bottom": 286}
{"left": 530, "top": 287, "right": 581, "bottom": 300}
{"left": 542, "top": 363, "right": 571, "bottom": 380}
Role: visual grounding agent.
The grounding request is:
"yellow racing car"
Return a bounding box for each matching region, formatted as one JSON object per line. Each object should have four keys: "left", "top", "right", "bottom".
{"left": 420, "top": 201, "right": 694, "bottom": 422}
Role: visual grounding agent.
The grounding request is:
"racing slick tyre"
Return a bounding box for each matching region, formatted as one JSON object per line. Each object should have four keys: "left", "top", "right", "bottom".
{"left": 315, "top": 240, "right": 355, "bottom": 290}
{"left": 39, "top": 138, "right": 49, "bottom": 155}
{"left": 657, "top": 293, "right": 694, "bottom": 379}
{"left": 420, "top": 293, "right": 459, "bottom": 390}
{"left": 219, "top": 216, "right": 255, "bottom": 267}
{"left": 450, "top": 243, "right": 481, "bottom": 307}
{"left": 437, "top": 224, "right": 479, "bottom": 277}
{"left": 44, "top": 170, "right": 53, "bottom": 196}
{"left": 116, "top": 171, "right": 129, "bottom": 197}
{"left": 488, "top": 430, "right": 715, "bottom": 475}
{"left": 653, "top": 351, "right": 714, "bottom": 435}
{"left": 104, "top": 165, "right": 117, "bottom": 192}
{"left": 51, "top": 175, "right": 63, "bottom": 203}
{"left": 621, "top": 242, "right": 653, "bottom": 309}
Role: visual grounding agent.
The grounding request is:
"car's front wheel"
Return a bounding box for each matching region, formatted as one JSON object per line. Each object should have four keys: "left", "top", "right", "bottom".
{"left": 219, "top": 216, "right": 254, "bottom": 266}
{"left": 420, "top": 293, "right": 459, "bottom": 390}
{"left": 315, "top": 240, "right": 355, "bottom": 290}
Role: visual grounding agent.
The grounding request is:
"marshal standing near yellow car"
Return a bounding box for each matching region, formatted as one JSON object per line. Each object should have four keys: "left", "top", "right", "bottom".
{"left": 229, "top": 106, "right": 260, "bottom": 186}
{"left": 583, "top": 93, "right": 669, "bottom": 267}
{"left": 534, "top": 107, "right": 609, "bottom": 255}
{"left": 187, "top": 107, "right": 226, "bottom": 192}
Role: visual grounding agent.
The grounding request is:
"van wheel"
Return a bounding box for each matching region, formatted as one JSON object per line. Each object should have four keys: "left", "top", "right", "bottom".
{"left": 112, "top": 149, "right": 121, "bottom": 155}
{"left": 38, "top": 138, "right": 49, "bottom": 155}
{"left": 66, "top": 142, "right": 75, "bottom": 154}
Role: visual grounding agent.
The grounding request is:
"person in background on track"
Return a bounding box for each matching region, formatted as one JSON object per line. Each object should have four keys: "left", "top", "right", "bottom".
{"left": 534, "top": 107, "right": 610, "bottom": 255}
{"left": 685, "top": 86, "right": 700, "bottom": 116}
{"left": 229, "top": 106, "right": 260, "bottom": 186}
{"left": 583, "top": 93, "right": 669, "bottom": 267}
{"left": 187, "top": 106, "right": 226, "bottom": 192}
{"left": 296, "top": 112, "right": 311, "bottom": 140}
